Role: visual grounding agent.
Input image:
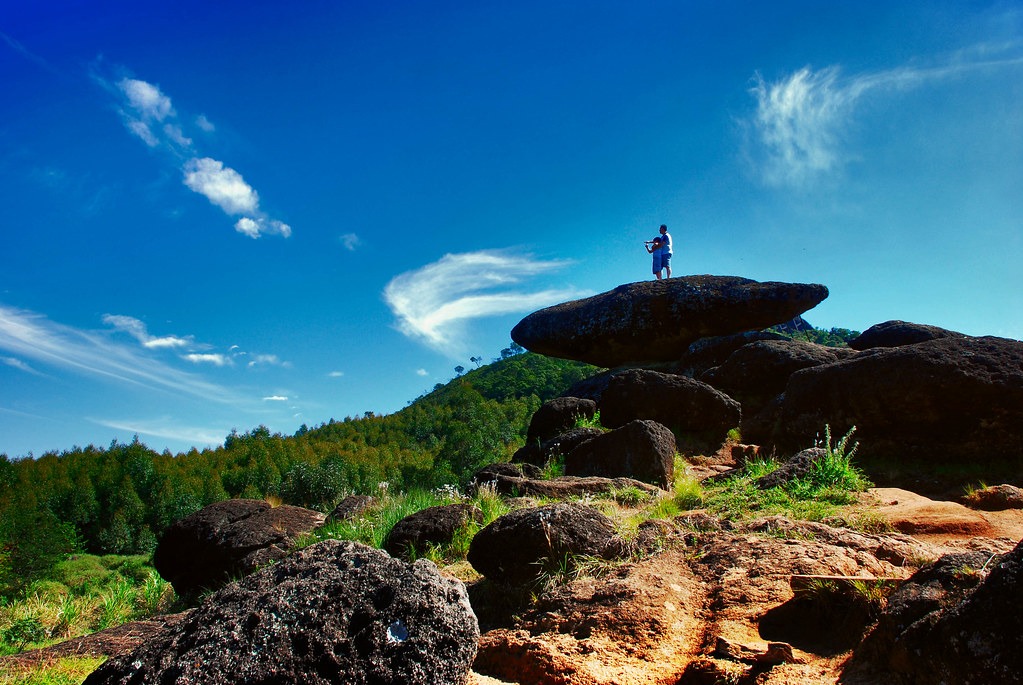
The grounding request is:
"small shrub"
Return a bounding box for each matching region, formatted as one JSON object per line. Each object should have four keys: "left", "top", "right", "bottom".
{"left": 647, "top": 495, "right": 682, "bottom": 520}
{"left": 610, "top": 485, "right": 648, "bottom": 506}
{"left": 540, "top": 453, "right": 565, "bottom": 480}
{"left": 2, "top": 617, "right": 46, "bottom": 651}
{"left": 574, "top": 410, "right": 604, "bottom": 430}
{"left": 672, "top": 474, "right": 704, "bottom": 511}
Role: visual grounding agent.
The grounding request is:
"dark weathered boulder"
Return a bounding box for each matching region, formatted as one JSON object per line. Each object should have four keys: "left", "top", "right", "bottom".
{"left": 752, "top": 448, "right": 827, "bottom": 490}
{"left": 479, "top": 472, "right": 661, "bottom": 499}
{"left": 564, "top": 419, "right": 676, "bottom": 488}
{"left": 327, "top": 494, "right": 377, "bottom": 523}
{"left": 849, "top": 320, "right": 966, "bottom": 351}
{"left": 152, "top": 499, "right": 325, "bottom": 596}
{"left": 470, "top": 462, "right": 543, "bottom": 489}
{"left": 672, "top": 330, "right": 789, "bottom": 378}
{"left": 526, "top": 397, "right": 597, "bottom": 443}
{"left": 510, "top": 276, "right": 828, "bottom": 367}
{"left": 85, "top": 540, "right": 479, "bottom": 685}
{"left": 599, "top": 369, "right": 740, "bottom": 451}
{"left": 700, "top": 339, "right": 855, "bottom": 417}
{"left": 854, "top": 544, "right": 1023, "bottom": 684}
{"left": 960, "top": 484, "right": 1023, "bottom": 511}
{"left": 764, "top": 335, "right": 1023, "bottom": 465}
{"left": 467, "top": 503, "right": 620, "bottom": 585}
{"left": 383, "top": 503, "right": 483, "bottom": 560}
{"left": 511, "top": 427, "right": 603, "bottom": 468}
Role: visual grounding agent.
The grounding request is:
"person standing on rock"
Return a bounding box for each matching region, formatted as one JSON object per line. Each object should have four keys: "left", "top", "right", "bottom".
{"left": 645, "top": 235, "right": 663, "bottom": 278}
{"left": 645, "top": 224, "right": 672, "bottom": 279}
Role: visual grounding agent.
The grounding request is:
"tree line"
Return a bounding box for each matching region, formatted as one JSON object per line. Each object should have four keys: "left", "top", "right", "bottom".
{"left": 0, "top": 349, "right": 596, "bottom": 597}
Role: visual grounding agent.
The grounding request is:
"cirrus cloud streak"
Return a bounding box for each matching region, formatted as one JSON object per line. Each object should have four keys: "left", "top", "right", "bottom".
{"left": 384, "top": 250, "right": 587, "bottom": 357}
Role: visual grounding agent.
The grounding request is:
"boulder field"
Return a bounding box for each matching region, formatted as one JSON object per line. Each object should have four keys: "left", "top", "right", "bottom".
{"left": 10, "top": 276, "right": 1023, "bottom": 685}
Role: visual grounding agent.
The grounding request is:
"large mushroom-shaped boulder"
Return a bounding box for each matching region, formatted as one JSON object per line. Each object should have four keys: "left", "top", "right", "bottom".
{"left": 152, "top": 498, "right": 325, "bottom": 596}
{"left": 467, "top": 503, "right": 620, "bottom": 585}
{"left": 85, "top": 540, "right": 480, "bottom": 685}
{"left": 510, "top": 276, "right": 828, "bottom": 367}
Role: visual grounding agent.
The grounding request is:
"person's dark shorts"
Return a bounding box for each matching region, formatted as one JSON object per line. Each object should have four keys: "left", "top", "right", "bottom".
{"left": 661, "top": 252, "right": 671, "bottom": 270}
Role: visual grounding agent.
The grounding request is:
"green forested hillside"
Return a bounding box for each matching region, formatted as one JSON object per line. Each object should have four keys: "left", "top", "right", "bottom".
{"left": 0, "top": 350, "right": 596, "bottom": 596}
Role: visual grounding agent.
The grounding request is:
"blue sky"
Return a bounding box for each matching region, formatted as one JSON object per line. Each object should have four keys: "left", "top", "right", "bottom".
{"left": 2, "top": 1, "right": 1021, "bottom": 458}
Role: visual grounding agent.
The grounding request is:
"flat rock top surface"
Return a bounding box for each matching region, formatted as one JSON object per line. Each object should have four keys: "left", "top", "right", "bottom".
{"left": 511, "top": 275, "right": 828, "bottom": 367}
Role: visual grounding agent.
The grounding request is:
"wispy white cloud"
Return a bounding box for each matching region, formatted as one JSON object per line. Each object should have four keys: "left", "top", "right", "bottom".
{"left": 101, "top": 72, "right": 292, "bottom": 238}
{"left": 247, "top": 354, "right": 291, "bottom": 369}
{"left": 0, "top": 304, "right": 236, "bottom": 401}
{"left": 416, "top": 368, "right": 429, "bottom": 376}
{"left": 182, "top": 353, "right": 231, "bottom": 366}
{"left": 102, "top": 314, "right": 192, "bottom": 349}
{"left": 183, "top": 158, "right": 259, "bottom": 215}
{"left": 328, "top": 371, "right": 344, "bottom": 378}
{"left": 3, "top": 356, "right": 43, "bottom": 376}
{"left": 384, "top": 250, "right": 587, "bottom": 356}
{"left": 195, "top": 114, "right": 215, "bottom": 132}
{"left": 235, "top": 216, "right": 292, "bottom": 239}
{"left": 92, "top": 417, "right": 226, "bottom": 448}
{"left": 1, "top": 31, "right": 56, "bottom": 73}
{"left": 120, "top": 78, "right": 174, "bottom": 121}
{"left": 744, "top": 47, "right": 1023, "bottom": 187}
{"left": 340, "top": 233, "right": 361, "bottom": 251}
{"left": 262, "top": 395, "right": 288, "bottom": 402}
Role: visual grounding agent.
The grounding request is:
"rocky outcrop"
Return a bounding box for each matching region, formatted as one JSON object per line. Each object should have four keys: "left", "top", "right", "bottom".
{"left": 471, "top": 470, "right": 661, "bottom": 499}
{"left": 599, "top": 369, "right": 740, "bottom": 450}
{"left": 853, "top": 542, "right": 1023, "bottom": 684}
{"left": 700, "top": 339, "right": 855, "bottom": 417}
{"left": 383, "top": 503, "right": 483, "bottom": 560}
{"left": 511, "top": 276, "right": 828, "bottom": 367}
{"left": 761, "top": 335, "right": 1023, "bottom": 464}
{"left": 526, "top": 397, "right": 597, "bottom": 443}
{"left": 960, "top": 484, "right": 1023, "bottom": 511}
{"left": 86, "top": 540, "right": 479, "bottom": 685}
{"left": 511, "top": 426, "right": 603, "bottom": 468}
{"left": 849, "top": 319, "right": 966, "bottom": 350}
{"left": 467, "top": 503, "right": 622, "bottom": 585}
{"left": 327, "top": 494, "right": 377, "bottom": 522}
{"left": 152, "top": 499, "right": 325, "bottom": 596}
{"left": 564, "top": 419, "right": 676, "bottom": 488}
{"left": 751, "top": 447, "right": 828, "bottom": 490}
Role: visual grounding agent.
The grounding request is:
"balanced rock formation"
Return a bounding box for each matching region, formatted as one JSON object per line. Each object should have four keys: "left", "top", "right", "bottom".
{"left": 86, "top": 540, "right": 480, "bottom": 685}
{"left": 152, "top": 498, "right": 325, "bottom": 596}
{"left": 510, "top": 275, "right": 828, "bottom": 367}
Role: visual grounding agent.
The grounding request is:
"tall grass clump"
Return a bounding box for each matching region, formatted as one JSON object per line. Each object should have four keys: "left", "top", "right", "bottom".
{"left": 0, "top": 554, "right": 176, "bottom": 656}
